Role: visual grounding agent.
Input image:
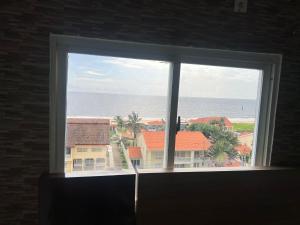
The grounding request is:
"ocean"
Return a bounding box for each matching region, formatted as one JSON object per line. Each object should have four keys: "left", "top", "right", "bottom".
{"left": 67, "top": 92, "right": 257, "bottom": 119}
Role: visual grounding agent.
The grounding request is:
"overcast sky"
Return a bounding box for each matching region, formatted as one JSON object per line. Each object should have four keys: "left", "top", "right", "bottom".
{"left": 67, "top": 53, "right": 261, "bottom": 100}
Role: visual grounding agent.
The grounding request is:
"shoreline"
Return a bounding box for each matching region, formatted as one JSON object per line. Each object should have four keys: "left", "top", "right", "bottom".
{"left": 67, "top": 116, "right": 256, "bottom": 123}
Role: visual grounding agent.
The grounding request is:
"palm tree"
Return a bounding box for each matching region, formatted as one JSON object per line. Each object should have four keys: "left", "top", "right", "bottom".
{"left": 113, "top": 115, "right": 125, "bottom": 132}
{"left": 187, "top": 122, "right": 239, "bottom": 166}
{"left": 208, "top": 140, "right": 229, "bottom": 166}
{"left": 209, "top": 117, "right": 225, "bottom": 128}
{"left": 126, "top": 111, "right": 142, "bottom": 139}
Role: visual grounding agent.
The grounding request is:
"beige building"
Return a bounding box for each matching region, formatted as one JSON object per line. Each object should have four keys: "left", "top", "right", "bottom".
{"left": 238, "top": 132, "right": 253, "bottom": 149}
{"left": 65, "top": 118, "right": 110, "bottom": 173}
{"left": 137, "top": 131, "right": 211, "bottom": 169}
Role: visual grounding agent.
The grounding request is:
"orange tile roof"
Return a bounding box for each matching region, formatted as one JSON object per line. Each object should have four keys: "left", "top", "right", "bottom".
{"left": 189, "top": 116, "right": 233, "bottom": 128}
{"left": 235, "top": 144, "right": 252, "bottom": 155}
{"left": 128, "top": 147, "right": 142, "bottom": 159}
{"left": 142, "top": 131, "right": 211, "bottom": 151}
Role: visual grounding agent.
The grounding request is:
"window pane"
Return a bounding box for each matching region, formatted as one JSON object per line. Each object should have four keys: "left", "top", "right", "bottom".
{"left": 177, "top": 63, "right": 262, "bottom": 168}
{"left": 65, "top": 53, "right": 170, "bottom": 176}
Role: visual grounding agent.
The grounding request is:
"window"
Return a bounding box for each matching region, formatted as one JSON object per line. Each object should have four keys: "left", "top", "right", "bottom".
{"left": 50, "top": 35, "right": 281, "bottom": 175}
{"left": 95, "top": 158, "right": 105, "bottom": 170}
{"left": 77, "top": 147, "right": 87, "bottom": 152}
{"left": 66, "top": 147, "right": 71, "bottom": 155}
{"left": 65, "top": 147, "right": 71, "bottom": 159}
{"left": 174, "top": 164, "right": 185, "bottom": 168}
{"left": 177, "top": 64, "right": 262, "bottom": 168}
{"left": 194, "top": 151, "right": 204, "bottom": 159}
{"left": 131, "top": 159, "right": 141, "bottom": 168}
{"left": 153, "top": 152, "right": 164, "bottom": 160}
{"left": 92, "top": 147, "right": 103, "bottom": 152}
{"left": 175, "top": 152, "right": 191, "bottom": 164}
{"left": 175, "top": 152, "right": 191, "bottom": 158}
{"left": 73, "top": 159, "right": 82, "bottom": 171}
{"left": 84, "top": 158, "right": 94, "bottom": 170}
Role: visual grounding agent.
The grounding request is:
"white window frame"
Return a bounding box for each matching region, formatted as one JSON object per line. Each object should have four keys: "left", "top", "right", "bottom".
{"left": 50, "top": 34, "right": 281, "bottom": 173}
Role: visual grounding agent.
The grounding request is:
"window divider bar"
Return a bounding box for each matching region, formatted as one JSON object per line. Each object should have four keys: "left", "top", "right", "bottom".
{"left": 164, "top": 60, "right": 181, "bottom": 169}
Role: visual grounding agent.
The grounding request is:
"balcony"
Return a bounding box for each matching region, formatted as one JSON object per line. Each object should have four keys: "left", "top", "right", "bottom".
{"left": 175, "top": 157, "right": 192, "bottom": 163}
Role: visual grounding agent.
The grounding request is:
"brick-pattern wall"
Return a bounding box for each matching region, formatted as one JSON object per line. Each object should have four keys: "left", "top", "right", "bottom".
{"left": 0, "top": 0, "right": 299, "bottom": 224}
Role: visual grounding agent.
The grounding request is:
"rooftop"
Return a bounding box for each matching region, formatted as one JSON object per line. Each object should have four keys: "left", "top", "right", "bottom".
{"left": 189, "top": 116, "right": 233, "bottom": 128}
{"left": 235, "top": 144, "right": 252, "bottom": 155}
{"left": 146, "top": 119, "right": 165, "bottom": 126}
{"left": 66, "top": 118, "right": 110, "bottom": 147}
{"left": 128, "top": 147, "right": 142, "bottom": 159}
{"left": 141, "top": 131, "right": 211, "bottom": 151}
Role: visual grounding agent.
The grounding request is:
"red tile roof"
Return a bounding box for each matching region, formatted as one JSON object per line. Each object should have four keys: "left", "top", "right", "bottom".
{"left": 142, "top": 131, "right": 211, "bottom": 151}
{"left": 66, "top": 118, "right": 110, "bottom": 147}
{"left": 235, "top": 144, "right": 252, "bottom": 155}
{"left": 189, "top": 117, "right": 233, "bottom": 129}
{"left": 128, "top": 147, "right": 142, "bottom": 159}
{"left": 67, "top": 118, "right": 110, "bottom": 124}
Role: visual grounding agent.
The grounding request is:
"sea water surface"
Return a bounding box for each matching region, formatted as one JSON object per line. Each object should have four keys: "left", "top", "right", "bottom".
{"left": 67, "top": 92, "right": 258, "bottom": 119}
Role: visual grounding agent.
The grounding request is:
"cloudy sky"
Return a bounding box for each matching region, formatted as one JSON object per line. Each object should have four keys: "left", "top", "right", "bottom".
{"left": 67, "top": 53, "right": 261, "bottom": 100}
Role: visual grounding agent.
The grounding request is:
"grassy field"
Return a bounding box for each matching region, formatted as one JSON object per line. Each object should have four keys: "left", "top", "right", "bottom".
{"left": 232, "top": 123, "right": 255, "bottom": 133}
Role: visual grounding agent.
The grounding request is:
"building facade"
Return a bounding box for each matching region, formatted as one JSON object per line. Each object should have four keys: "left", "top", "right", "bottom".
{"left": 65, "top": 118, "right": 111, "bottom": 173}
{"left": 137, "top": 131, "right": 211, "bottom": 169}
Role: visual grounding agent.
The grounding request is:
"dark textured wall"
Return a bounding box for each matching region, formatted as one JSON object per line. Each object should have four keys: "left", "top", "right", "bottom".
{"left": 0, "top": 0, "right": 299, "bottom": 224}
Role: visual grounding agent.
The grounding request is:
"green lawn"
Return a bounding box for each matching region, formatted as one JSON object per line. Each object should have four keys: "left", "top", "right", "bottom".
{"left": 232, "top": 123, "right": 255, "bottom": 133}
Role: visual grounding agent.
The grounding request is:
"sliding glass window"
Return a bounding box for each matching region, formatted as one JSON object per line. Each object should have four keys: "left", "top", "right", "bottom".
{"left": 50, "top": 35, "right": 281, "bottom": 176}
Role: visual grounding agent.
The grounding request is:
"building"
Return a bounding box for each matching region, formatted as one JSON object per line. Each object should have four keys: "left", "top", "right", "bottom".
{"left": 234, "top": 143, "right": 252, "bottom": 166}
{"left": 137, "top": 131, "right": 211, "bottom": 168}
{"left": 189, "top": 116, "right": 233, "bottom": 130}
{"left": 128, "top": 146, "right": 142, "bottom": 168}
{"left": 238, "top": 132, "right": 253, "bottom": 148}
{"left": 65, "top": 118, "right": 110, "bottom": 173}
{"left": 235, "top": 144, "right": 252, "bottom": 156}
{"left": 144, "top": 119, "right": 165, "bottom": 131}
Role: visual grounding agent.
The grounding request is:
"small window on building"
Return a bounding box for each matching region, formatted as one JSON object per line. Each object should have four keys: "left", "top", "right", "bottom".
{"left": 95, "top": 158, "right": 105, "bottom": 170}
{"left": 84, "top": 158, "right": 94, "bottom": 170}
{"left": 65, "top": 147, "right": 71, "bottom": 159}
{"left": 153, "top": 152, "right": 163, "bottom": 160}
{"left": 77, "top": 147, "right": 87, "bottom": 152}
{"left": 131, "top": 159, "right": 141, "bottom": 168}
{"left": 73, "top": 159, "right": 82, "bottom": 171}
{"left": 92, "top": 147, "right": 102, "bottom": 152}
{"left": 194, "top": 151, "right": 205, "bottom": 158}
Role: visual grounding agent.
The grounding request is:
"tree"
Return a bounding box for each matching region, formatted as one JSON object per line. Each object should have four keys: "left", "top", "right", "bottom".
{"left": 187, "top": 123, "right": 219, "bottom": 138}
{"left": 114, "top": 116, "right": 126, "bottom": 132}
{"left": 126, "top": 111, "right": 142, "bottom": 139}
{"left": 187, "top": 122, "right": 239, "bottom": 166}
{"left": 209, "top": 117, "right": 225, "bottom": 128}
{"left": 208, "top": 140, "right": 230, "bottom": 166}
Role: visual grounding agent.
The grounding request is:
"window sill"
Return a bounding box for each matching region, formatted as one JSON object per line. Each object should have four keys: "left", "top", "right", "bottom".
{"left": 136, "top": 166, "right": 289, "bottom": 174}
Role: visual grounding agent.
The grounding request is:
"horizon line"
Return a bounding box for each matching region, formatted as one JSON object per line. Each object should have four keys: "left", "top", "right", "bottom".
{"left": 67, "top": 90, "right": 257, "bottom": 101}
